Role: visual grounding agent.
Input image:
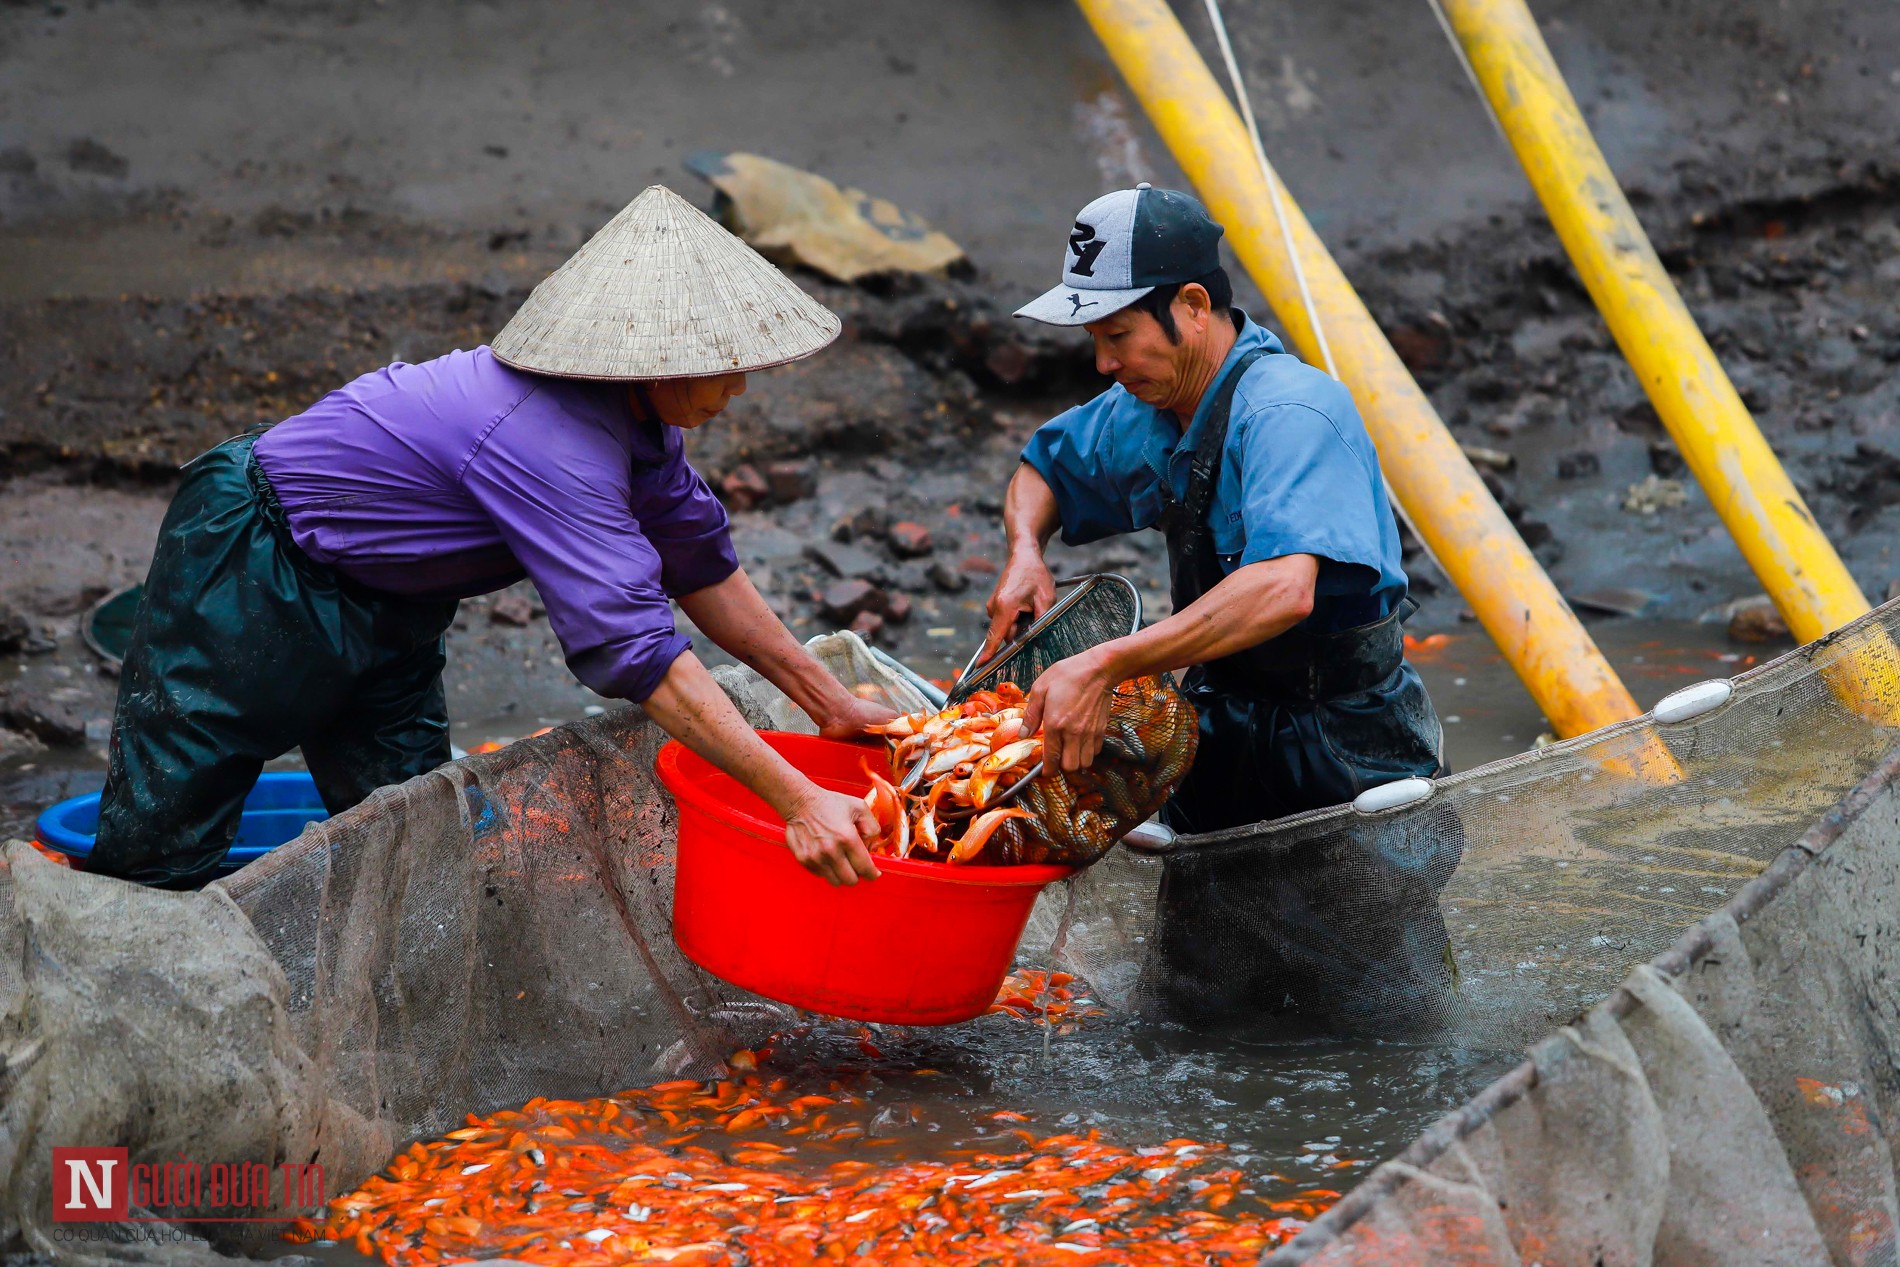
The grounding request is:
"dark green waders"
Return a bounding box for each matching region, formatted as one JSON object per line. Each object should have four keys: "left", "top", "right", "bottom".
{"left": 91, "top": 435, "right": 458, "bottom": 889}
{"left": 1143, "top": 348, "right": 1460, "bottom": 1035}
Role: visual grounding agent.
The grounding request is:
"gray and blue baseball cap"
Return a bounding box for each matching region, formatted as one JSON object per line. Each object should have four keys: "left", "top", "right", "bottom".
{"left": 1015, "top": 183, "right": 1225, "bottom": 326}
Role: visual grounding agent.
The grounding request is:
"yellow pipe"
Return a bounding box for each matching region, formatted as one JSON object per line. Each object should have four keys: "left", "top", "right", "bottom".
{"left": 1437, "top": 0, "right": 1900, "bottom": 721}
{"left": 1072, "top": 0, "right": 1640, "bottom": 739}
{"left": 1435, "top": 0, "right": 1866, "bottom": 641}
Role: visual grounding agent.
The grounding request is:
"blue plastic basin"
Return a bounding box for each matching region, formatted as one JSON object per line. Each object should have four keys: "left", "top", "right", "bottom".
{"left": 34, "top": 772, "right": 328, "bottom": 872}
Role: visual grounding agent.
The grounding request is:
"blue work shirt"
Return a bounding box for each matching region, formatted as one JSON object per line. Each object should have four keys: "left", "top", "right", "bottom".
{"left": 1021, "top": 311, "right": 1407, "bottom": 632}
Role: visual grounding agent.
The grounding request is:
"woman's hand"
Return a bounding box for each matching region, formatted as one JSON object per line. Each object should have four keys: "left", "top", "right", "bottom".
{"left": 814, "top": 692, "right": 901, "bottom": 741}
{"left": 1023, "top": 649, "right": 1115, "bottom": 773}
{"left": 783, "top": 785, "right": 882, "bottom": 886}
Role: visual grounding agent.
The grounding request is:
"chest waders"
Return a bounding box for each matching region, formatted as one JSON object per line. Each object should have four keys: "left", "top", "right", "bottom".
{"left": 1143, "top": 348, "right": 1464, "bottom": 1035}
{"left": 91, "top": 434, "right": 459, "bottom": 889}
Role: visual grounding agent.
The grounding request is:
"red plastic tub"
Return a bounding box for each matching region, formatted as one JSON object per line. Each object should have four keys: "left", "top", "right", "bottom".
{"left": 657, "top": 732, "right": 1073, "bottom": 1025}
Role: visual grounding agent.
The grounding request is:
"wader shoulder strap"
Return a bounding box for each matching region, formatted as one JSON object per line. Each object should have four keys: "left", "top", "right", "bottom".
{"left": 1157, "top": 346, "right": 1275, "bottom": 577}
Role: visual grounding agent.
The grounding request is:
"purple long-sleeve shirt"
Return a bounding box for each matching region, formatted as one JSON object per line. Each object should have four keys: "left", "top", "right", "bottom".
{"left": 252, "top": 347, "right": 739, "bottom": 702}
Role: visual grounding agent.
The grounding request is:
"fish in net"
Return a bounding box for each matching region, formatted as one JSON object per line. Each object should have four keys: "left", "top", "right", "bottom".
{"left": 967, "top": 575, "right": 1461, "bottom": 1035}
{"left": 931, "top": 575, "right": 1199, "bottom": 868}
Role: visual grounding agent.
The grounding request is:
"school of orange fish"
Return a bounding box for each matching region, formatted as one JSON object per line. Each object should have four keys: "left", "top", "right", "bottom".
{"left": 986, "top": 969, "right": 1108, "bottom": 1031}
{"left": 859, "top": 683, "right": 1043, "bottom": 864}
{"left": 292, "top": 1036, "right": 1343, "bottom": 1264}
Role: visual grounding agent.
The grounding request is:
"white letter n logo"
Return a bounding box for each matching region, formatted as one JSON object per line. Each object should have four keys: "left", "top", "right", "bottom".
{"left": 65, "top": 1158, "right": 115, "bottom": 1209}
{"left": 51, "top": 1147, "right": 128, "bottom": 1221}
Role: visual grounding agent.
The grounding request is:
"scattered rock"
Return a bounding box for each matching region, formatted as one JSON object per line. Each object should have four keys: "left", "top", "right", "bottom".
{"left": 0, "top": 601, "right": 37, "bottom": 655}
{"left": 1458, "top": 443, "right": 1515, "bottom": 473}
{"left": 1622, "top": 475, "right": 1688, "bottom": 515}
{"left": 719, "top": 465, "right": 769, "bottom": 511}
{"left": 1556, "top": 451, "right": 1600, "bottom": 480}
{"left": 819, "top": 579, "right": 885, "bottom": 623}
{"left": 1647, "top": 441, "right": 1688, "bottom": 478}
{"left": 886, "top": 521, "right": 934, "bottom": 558}
{"left": 884, "top": 592, "right": 913, "bottom": 624}
{"left": 848, "top": 610, "right": 885, "bottom": 642}
{"left": 65, "top": 137, "right": 128, "bottom": 178}
{"left": 764, "top": 460, "right": 816, "bottom": 504}
{"left": 887, "top": 560, "right": 933, "bottom": 593}
{"left": 254, "top": 206, "right": 316, "bottom": 238}
{"left": 1483, "top": 393, "right": 1554, "bottom": 437}
{"left": 984, "top": 340, "right": 1036, "bottom": 386}
{"left": 1616, "top": 401, "right": 1664, "bottom": 435}
{"left": 1727, "top": 596, "right": 1791, "bottom": 644}
{"left": 928, "top": 560, "right": 970, "bottom": 593}
{"left": 804, "top": 540, "right": 883, "bottom": 580}
{"left": 0, "top": 685, "right": 87, "bottom": 747}
{"left": 830, "top": 506, "right": 890, "bottom": 543}
{"left": 22, "top": 584, "right": 110, "bottom": 619}
{"left": 1387, "top": 325, "right": 1450, "bottom": 374}
{"left": 1568, "top": 587, "right": 1653, "bottom": 618}
{"left": 490, "top": 594, "right": 533, "bottom": 626}
{"left": 958, "top": 556, "right": 999, "bottom": 576}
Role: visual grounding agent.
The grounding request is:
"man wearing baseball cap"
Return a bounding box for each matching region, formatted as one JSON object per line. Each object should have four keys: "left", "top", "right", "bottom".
{"left": 985, "top": 186, "right": 1454, "bottom": 1025}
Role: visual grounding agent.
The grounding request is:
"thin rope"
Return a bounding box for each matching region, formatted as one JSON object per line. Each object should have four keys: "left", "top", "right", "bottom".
{"left": 1423, "top": 0, "right": 1512, "bottom": 148}
{"left": 1199, "top": 0, "right": 1338, "bottom": 380}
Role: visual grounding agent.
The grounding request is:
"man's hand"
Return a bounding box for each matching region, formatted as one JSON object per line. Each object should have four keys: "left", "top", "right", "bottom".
{"left": 783, "top": 786, "right": 883, "bottom": 886}
{"left": 1023, "top": 649, "right": 1115, "bottom": 774}
{"left": 981, "top": 551, "right": 1057, "bottom": 662}
{"left": 815, "top": 692, "right": 901, "bottom": 742}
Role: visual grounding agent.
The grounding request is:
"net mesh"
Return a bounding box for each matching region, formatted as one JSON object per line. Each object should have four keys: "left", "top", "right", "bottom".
{"left": 206, "top": 635, "right": 929, "bottom": 1195}
{"left": 1024, "top": 602, "right": 1900, "bottom": 1052}
{"left": 945, "top": 575, "right": 1199, "bottom": 867}
{"left": 950, "top": 574, "right": 1143, "bottom": 705}
{"left": 8, "top": 605, "right": 1900, "bottom": 1263}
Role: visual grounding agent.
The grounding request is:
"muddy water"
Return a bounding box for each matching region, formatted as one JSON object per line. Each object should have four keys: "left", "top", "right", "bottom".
{"left": 1406, "top": 617, "right": 1770, "bottom": 770}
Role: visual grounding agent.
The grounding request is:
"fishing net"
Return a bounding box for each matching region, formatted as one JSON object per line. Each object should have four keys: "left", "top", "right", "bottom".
{"left": 949, "top": 574, "right": 1144, "bottom": 705}
{"left": 944, "top": 575, "right": 1199, "bottom": 867}
{"left": 1261, "top": 737, "right": 1900, "bottom": 1266}
{"left": 1023, "top": 599, "right": 1900, "bottom": 1050}
{"left": 5, "top": 597, "right": 1900, "bottom": 1263}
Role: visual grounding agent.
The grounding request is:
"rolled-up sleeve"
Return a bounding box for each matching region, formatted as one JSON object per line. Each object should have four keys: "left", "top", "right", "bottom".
{"left": 1020, "top": 392, "right": 1148, "bottom": 545}
{"left": 460, "top": 408, "right": 691, "bottom": 702}
{"left": 638, "top": 446, "right": 741, "bottom": 598}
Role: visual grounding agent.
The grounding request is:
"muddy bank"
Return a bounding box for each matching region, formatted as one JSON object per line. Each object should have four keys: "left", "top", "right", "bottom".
{"left": 1355, "top": 168, "right": 1900, "bottom": 614}
{"left": 8, "top": 0, "right": 1898, "bottom": 841}
{"left": 4, "top": 0, "right": 1896, "bottom": 287}
{"left": 5, "top": 165, "right": 1896, "bottom": 631}
{"left": 19, "top": 166, "right": 1900, "bottom": 843}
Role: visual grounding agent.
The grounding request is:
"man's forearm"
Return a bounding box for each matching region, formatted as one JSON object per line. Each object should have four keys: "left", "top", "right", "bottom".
{"left": 1004, "top": 463, "right": 1063, "bottom": 561}
{"left": 676, "top": 568, "right": 852, "bottom": 727}
{"left": 1095, "top": 555, "right": 1318, "bottom": 681}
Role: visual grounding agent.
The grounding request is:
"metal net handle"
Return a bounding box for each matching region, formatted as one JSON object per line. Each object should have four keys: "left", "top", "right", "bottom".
{"left": 947, "top": 573, "right": 1143, "bottom": 705}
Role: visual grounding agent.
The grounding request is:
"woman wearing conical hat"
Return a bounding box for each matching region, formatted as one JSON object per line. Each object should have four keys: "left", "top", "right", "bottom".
{"left": 90, "top": 186, "right": 895, "bottom": 890}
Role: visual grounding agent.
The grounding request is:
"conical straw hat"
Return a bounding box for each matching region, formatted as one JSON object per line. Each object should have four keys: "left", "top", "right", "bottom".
{"left": 492, "top": 185, "right": 841, "bottom": 380}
